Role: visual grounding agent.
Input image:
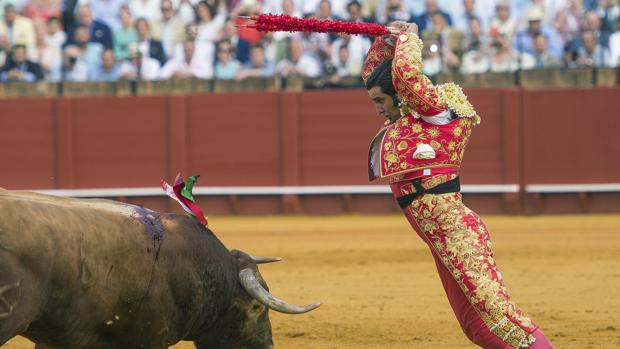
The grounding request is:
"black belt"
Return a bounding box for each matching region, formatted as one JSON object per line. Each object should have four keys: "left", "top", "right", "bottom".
{"left": 396, "top": 177, "right": 461, "bottom": 209}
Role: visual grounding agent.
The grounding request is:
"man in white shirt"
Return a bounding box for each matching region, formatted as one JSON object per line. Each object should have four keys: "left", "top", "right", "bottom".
{"left": 331, "top": 33, "right": 371, "bottom": 76}
{"left": 119, "top": 42, "right": 160, "bottom": 80}
{"left": 160, "top": 40, "right": 212, "bottom": 79}
{"left": 277, "top": 37, "right": 322, "bottom": 77}
{"left": 129, "top": 0, "right": 161, "bottom": 22}
{"left": 150, "top": 0, "right": 185, "bottom": 59}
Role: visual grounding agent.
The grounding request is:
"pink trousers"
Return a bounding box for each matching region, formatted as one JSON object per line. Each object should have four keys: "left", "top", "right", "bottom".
{"left": 430, "top": 251, "right": 553, "bottom": 349}
{"left": 397, "top": 193, "right": 554, "bottom": 349}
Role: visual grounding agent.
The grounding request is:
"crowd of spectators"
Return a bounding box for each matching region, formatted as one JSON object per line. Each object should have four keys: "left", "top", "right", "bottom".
{"left": 0, "top": 0, "right": 619, "bottom": 83}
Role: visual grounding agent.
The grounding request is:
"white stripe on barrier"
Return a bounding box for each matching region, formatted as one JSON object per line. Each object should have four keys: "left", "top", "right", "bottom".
{"left": 526, "top": 183, "right": 620, "bottom": 193}
{"left": 32, "top": 184, "right": 520, "bottom": 198}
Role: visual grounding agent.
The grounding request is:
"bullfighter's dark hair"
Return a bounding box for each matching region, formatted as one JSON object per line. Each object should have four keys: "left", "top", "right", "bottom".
{"left": 366, "top": 59, "right": 399, "bottom": 106}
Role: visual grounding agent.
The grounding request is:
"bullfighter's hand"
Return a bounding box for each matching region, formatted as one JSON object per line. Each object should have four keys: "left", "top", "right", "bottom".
{"left": 387, "top": 21, "right": 418, "bottom": 36}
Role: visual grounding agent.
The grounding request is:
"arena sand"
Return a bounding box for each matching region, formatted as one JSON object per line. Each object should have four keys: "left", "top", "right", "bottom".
{"left": 4, "top": 214, "right": 619, "bottom": 349}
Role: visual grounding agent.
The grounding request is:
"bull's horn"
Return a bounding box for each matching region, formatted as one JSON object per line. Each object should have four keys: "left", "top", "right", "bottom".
{"left": 249, "top": 255, "right": 282, "bottom": 264}
{"left": 239, "top": 268, "right": 321, "bottom": 314}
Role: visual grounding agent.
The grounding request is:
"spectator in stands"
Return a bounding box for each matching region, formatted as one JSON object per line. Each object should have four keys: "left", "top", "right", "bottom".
{"left": 553, "top": 0, "right": 583, "bottom": 51}
{"left": 462, "top": 17, "right": 488, "bottom": 53}
{"left": 529, "top": 0, "right": 566, "bottom": 26}
{"left": 300, "top": 0, "right": 322, "bottom": 17}
{"left": 314, "top": 0, "right": 332, "bottom": 20}
{"left": 160, "top": 39, "right": 212, "bottom": 79}
{"left": 610, "top": 16, "right": 620, "bottom": 66}
{"left": 384, "top": 0, "right": 410, "bottom": 23}
{"left": 277, "top": 36, "right": 322, "bottom": 77}
{"left": 0, "top": 44, "right": 43, "bottom": 81}
{"left": 513, "top": 6, "right": 564, "bottom": 61}
{"left": 489, "top": 1, "right": 517, "bottom": 41}
{"left": 599, "top": 0, "right": 620, "bottom": 35}
{"left": 292, "top": 29, "right": 330, "bottom": 71}
{"left": 360, "top": 0, "right": 378, "bottom": 22}
{"left": 236, "top": 43, "right": 275, "bottom": 80}
{"left": 452, "top": 0, "right": 484, "bottom": 34}
{"left": 45, "top": 16, "right": 64, "bottom": 48}
{"left": 218, "top": 17, "right": 239, "bottom": 46}
{"left": 174, "top": 22, "right": 214, "bottom": 67}
{"left": 331, "top": 0, "right": 352, "bottom": 19}
{"left": 282, "top": 0, "right": 302, "bottom": 19}
{"left": 232, "top": 0, "right": 263, "bottom": 64}
{"left": 67, "top": 4, "right": 112, "bottom": 49}
{"left": 214, "top": 38, "right": 240, "bottom": 79}
{"left": 0, "top": 33, "right": 8, "bottom": 66}
{"left": 0, "top": 4, "right": 36, "bottom": 58}
{"left": 50, "top": 45, "right": 88, "bottom": 81}
{"left": 272, "top": 0, "right": 299, "bottom": 41}
{"left": 528, "top": 34, "right": 561, "bottom": 68}
{"left": 89, "top": 47, "right": 120, "bottom": 81}
{"left": 151, "top": 0, "right": 184, "bottom": 59}
{"left": 422, "top": 12, "right": 463, "bottom": 72}
{"left": 576, "top": 30, "right": 612, "bottom": 66}
{"left": 263, "top": 0, "right": 297, "bottom": 15}
{"left": 59, "top": 45, "right": 86, "bottom": 81}
{"left": 421, "top": 38, "right": 443, "bottom": 75}
{"left": 73, "top": 24, "right": 103, "bottom": 70}
{"left": 61, "top": 0, "right": 78, "bottom": 30}
{"left": 566, "top": 9, "right": 610, "bottom": 56}
{"left": 22, "top": 0, "right": 61, "bottom": 23}
{"left": 90, "top": 0, "right": 125, "bottom": 31}
{"left": 113, "top": 5, "right": 138, "bottom": 61}
{"left": 135, "top": 17, "right": 166, "bottom": 66}
{"left": 118, "top": 42, "right": 160, "bottom": 80}
{"left": 489, "top": 35, "right": 521, "bottom": 72}
{"left": 346, "top": 0, "right": 363, "bottom": 22}
{"left": 129, "top": 0, "right": 161, "bottom": 22}
{"left": 195, "top": 0, "right": 226, "bottom": 44}
{"left": 460, "top": 17, "right": 491, "bottom": 74}
{"left": 333, "top": 44, "right": 359, "bottom": 76}
{"left": 177, "top": 0, "right": 199, "bottom": 24}
{"left": 413, "top": 0, "right": 452, "bottom": 34}
{"left": 584, "top": 10, "right": 611, "bottom": 47}
{"left": 35, "top": 20, "right": 61, "bottom": 78}
{"left": 0, "top": 1, "right": 14, "bottom": 20}
{"left": 331, "top": 32, "right": 370, "bottom": 76}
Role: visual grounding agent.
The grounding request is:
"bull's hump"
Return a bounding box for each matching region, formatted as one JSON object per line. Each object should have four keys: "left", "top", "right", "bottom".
{"left": 1, "top": 191, "right": 164, "bottom": 224}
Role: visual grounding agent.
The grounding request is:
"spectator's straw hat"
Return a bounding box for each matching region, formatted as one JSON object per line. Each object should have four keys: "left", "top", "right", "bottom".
{"left": 526, "top": 6, "right": 544, "bottom": 22}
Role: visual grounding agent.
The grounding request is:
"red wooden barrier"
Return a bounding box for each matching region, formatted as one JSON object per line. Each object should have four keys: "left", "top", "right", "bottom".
{"left": 1, "top": 88, "right": 618, "bottom": 214}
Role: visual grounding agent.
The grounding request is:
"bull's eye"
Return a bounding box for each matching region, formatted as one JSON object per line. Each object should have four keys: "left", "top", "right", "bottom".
{"left": 252, "top": 303, "right": 262, "bottom": 311}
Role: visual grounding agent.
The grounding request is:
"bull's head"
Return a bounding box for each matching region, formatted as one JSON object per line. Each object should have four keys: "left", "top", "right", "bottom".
{"left": 195, "top": 250, "right": 320, "bottom": 349}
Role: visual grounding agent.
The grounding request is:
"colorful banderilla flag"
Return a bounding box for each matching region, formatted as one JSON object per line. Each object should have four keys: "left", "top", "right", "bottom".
{"left": 161, "top": 173, "right": 208, "bottom": 226}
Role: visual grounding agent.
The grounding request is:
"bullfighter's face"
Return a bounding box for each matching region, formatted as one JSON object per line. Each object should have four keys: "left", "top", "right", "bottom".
{"left": 368, "top": 85, "right": 401, "bottom": 124}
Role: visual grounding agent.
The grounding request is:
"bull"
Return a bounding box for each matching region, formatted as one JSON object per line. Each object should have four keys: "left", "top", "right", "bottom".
{"left": 0, "top": 188, "right": 319, "bottom": 349}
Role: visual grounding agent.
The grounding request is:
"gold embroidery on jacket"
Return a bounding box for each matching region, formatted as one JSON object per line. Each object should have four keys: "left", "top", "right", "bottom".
{"left": 379, "top": 115, "right": 472, "bottom": 180}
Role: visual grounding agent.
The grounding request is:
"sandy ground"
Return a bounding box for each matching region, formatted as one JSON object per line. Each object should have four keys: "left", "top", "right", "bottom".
{"left": 3, "top": 214, "right": 620, "bottom": 349}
